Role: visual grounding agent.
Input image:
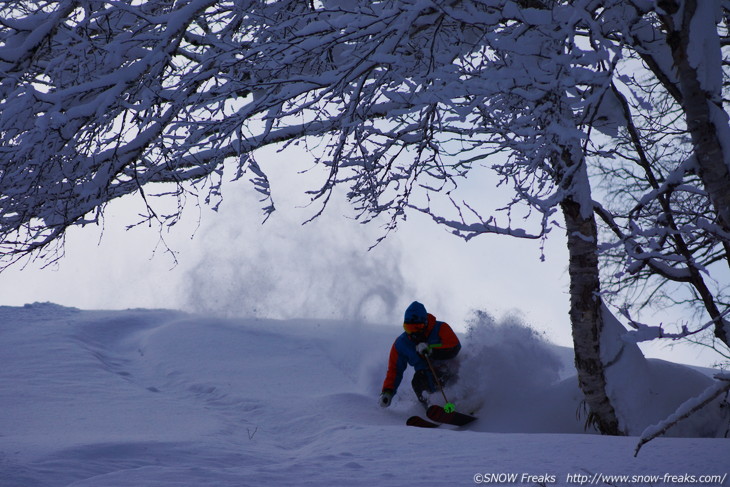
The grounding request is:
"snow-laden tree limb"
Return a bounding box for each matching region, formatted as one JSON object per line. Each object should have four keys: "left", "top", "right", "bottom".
{"left": 0, "top": 0, "right": 622, "bottom": 266}
{"left": 590, "top": 2, "right": 730, "bottom": 350}
{"left": 619, "top": 306, "right": 730, "bottom": 344}
{"left": 634, "top": 372, "right": 730, "bottom": 456}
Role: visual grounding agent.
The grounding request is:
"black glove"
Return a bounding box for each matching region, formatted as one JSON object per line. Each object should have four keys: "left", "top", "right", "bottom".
{"left": 379, "top": 389, "right": 393, "bottom": 408}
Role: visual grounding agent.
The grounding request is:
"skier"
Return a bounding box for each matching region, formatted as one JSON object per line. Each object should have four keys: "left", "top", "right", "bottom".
{"left": 379, "top": 301, "right": 461, "bottom": 409}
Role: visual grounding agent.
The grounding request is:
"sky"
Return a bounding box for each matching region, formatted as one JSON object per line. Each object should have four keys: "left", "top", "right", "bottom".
{"left": 0, "top": 145, "right": 724, "bottom": 369}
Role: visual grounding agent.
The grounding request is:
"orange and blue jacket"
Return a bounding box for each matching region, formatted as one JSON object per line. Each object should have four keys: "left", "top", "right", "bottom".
{"left": 382, "top": 313, "right": 461, "bottom": 394}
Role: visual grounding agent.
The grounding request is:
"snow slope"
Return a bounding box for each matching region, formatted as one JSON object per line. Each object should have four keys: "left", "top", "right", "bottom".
{"left": 0, "top": 303, "right": 728, "bottom": 487}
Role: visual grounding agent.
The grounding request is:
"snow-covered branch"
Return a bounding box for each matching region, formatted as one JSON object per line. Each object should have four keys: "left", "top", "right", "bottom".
{"left": 619, "top": 306, "right": 730, "bottom": 344}
{"left": 634, "top": 373, "right": 730, "bottom": 456}
{"left": 0, "top": 0, "right": 622, "bottom": 265}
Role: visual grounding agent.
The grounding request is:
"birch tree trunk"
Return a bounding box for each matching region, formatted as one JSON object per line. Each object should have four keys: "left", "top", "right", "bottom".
{"left": 556, "top": 141, "right": 624, "bottom": 434}
{"left": 562, "top": 196, "right": 622, "bottom": 435}
{"left": 662, "top": 0, "right": 730, "bottom": 227}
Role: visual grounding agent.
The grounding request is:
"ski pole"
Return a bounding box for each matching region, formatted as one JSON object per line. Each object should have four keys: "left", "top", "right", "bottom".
{"left": 423, "top": 352, "right": 455, "bottom": 413}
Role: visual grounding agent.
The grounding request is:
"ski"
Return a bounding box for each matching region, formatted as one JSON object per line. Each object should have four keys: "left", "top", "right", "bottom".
{"left": 426, "top": 405, "right": 477, "bottom": 427}
{"left": 406, "top": 415, "right": 440, "bottom": 428}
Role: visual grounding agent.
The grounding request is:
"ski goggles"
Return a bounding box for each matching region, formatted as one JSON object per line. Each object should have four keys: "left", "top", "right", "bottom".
{"left": 403, "top": 322, "right": 426, "bottom": 335}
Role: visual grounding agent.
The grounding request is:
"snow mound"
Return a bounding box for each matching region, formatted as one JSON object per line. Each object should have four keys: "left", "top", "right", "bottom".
{"left": 601, "top": 306, "right": 729, "bottom": 437}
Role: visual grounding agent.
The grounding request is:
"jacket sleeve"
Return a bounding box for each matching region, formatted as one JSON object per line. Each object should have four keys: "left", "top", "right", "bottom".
{"left": 382, "top": 342, "right": 407, "bottom": 394}
{"left": 431, "top": 322, "right": 461, "bottom": 360}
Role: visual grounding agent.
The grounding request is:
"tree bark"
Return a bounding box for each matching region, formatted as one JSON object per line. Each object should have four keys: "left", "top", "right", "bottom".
{"left": 561, "top": 196, "right": 624, "bottom": 435}
{"left": 543, "top": 53, "right": 624, "bottom": 431}
{"left": 556, "top": 142, "right": 624, "bottom": 434}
